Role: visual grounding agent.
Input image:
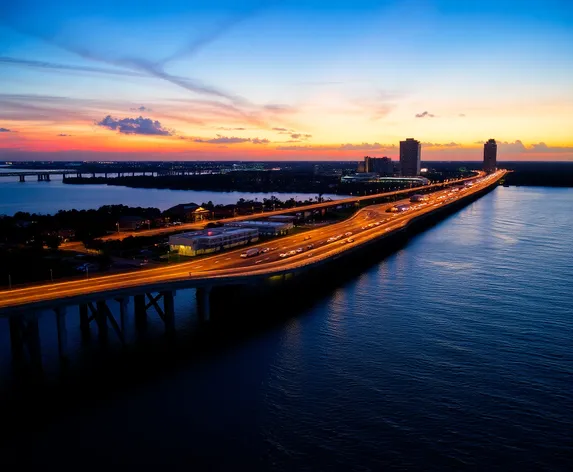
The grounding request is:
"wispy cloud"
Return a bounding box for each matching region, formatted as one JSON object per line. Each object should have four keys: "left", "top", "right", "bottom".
{"left": 0, "top": 56, "right": 145, "bottom": 78}
{"left": 422, "top": 142, "right": 460, "bottom": 147}
{"left": 415, "top": 111, "right": 435, "bottom": 118}
{"left": 130, "top": 106, "right": 152, "bottom": 112}
{"left": 264, "top": 104, "right": 296, "bottom": 114}
{"left": 0, "top": 95, "right": 91, "bottom": 122}
{"left": 276, "top": 142, "right": 395, "bottom": 151}
{"left": 57, "top": 133, "right": 73, "bottom": 136}
{"left": 0, "top": 127, "right": 13, "bottom": 132}
{"left": 290, "top": 133, "right": 312, "bottom": 140}
{"left": 193, "top": 135, "right": 250, "bottom": 144}
{"left": 1, "top": 20, "right": 249, "bottom": 106}
{"left": 252, "top": 138, "right": 270, "bottom": 145}
{"left": 499, "top": 140, "right": 573, "bottom": 153}
{"left": 96, "top": 115, "right": 173, "bottom": 136}
{"left": 192, "top": 134, "right": 270, "bottom": 145}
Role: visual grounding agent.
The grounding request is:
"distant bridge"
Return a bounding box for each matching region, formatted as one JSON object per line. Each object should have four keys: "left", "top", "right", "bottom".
{"left": 0, "top": 170, "right": 158, "bottom": 182}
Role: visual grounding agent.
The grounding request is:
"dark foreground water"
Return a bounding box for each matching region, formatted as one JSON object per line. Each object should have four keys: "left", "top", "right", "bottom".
{"left": 0, "top": 186, "right": 572, "bottom": 469}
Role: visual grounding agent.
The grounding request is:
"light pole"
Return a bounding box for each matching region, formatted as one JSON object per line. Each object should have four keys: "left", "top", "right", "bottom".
{"left": 8, "top": 274, "right": 11, "bottom": 289}
{"left": 50, "top": 268, "right": 53, "bottom": 283}
{"left": 116, "top": 222, "right": 120, "bottom": 233}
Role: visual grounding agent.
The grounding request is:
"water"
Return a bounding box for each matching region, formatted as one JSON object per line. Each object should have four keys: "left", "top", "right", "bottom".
{"left": 1, "top": 186, "right": 572, "bottom": 469}
{"left": 0, "top": 169, "right": 343, "bottom": 215}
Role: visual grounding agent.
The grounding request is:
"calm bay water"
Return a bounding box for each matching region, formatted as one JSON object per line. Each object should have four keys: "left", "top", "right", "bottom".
{"left": 0, "top": 169, "right": 342, "bottom": 215}
{"left": 0, "top": 186, "right": 572, "bottom": 469}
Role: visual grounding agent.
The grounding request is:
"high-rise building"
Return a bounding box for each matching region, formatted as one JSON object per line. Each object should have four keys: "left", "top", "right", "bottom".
{"left": 362, "top": 156, "right": 393, "bottom": 175}
{"left": 371, "top": 157, "right": 393, "bottom": 175}
{"left": 364, "top": 156, "right": 372, "bottom": 173}
{"left": 483, "top": 139, "right": 497, "bottom": 173}
{"left": 399, "top": 138, "right": 421, "bottom": 176}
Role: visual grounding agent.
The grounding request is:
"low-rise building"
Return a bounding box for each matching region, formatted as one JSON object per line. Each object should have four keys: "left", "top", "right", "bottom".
{"left": 169, "top": 227, "right": 259, "bottom": 257}
{"left": 165, "top": 202, "right": 211, "bottom": 222}
{"left": 224, "top": 220, "right": 293, "bottom": 236}
{"left": 267, "top": 215, "right": 297, "bottom": 223}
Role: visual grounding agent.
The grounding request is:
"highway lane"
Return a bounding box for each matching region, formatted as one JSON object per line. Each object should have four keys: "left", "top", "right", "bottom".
{"left": 0, "top": 171, "right": 503, "bottom": 311}
{"left": 85, "top": 172, "right": 485, "bottom": 243}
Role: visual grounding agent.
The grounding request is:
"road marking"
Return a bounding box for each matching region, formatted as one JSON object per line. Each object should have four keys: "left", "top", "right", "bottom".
{"left": 194, "top": 265, "right": 203, "bottom": 269}
{"left": 225, "top": 258, "right": 231, "bottom": 261}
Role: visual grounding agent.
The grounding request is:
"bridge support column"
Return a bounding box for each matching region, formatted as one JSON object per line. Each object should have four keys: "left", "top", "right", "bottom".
{"left": 116, "top": 297, "right": 128, "bottom": 333}
{"left": 134, "top": 294, "right": 147, "bottom": 335}
{"left": 162, "top": 290, "right": 175, "bottom": 334}
{"left": 77, "top": 301, "right": 126, "bottom": 345}
{"left": 9, "top": 313, "right": 42, "bottom": 370}
{"left": 55, "top": 307, "right": 68, "bottom": 359}
{"left": 196, "top": 287, "right": 212, "bottom": 321}
{"left": 96, "top": 301, "right": 109, "bottom": 343}
{"left": 19, "top": 175, "right": 25, "bottom": 182}
{"left": 79, "top": 303, "right": 90, "bottom": 338}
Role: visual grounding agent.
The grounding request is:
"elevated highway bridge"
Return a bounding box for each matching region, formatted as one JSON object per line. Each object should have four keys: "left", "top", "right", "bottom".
{"left": 0, "top": 170, "right": 505, "bottom": 369}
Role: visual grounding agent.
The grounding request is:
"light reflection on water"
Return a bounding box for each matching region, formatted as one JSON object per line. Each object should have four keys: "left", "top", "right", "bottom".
{"left": 0, "top": 186, "right": 572, "bottom": 470}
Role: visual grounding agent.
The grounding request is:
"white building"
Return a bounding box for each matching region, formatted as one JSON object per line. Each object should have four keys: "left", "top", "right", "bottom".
{"left": 224, "top": 220, "right": 293, "bottom": 236}
{"left": 169, "top": 227, "right": 259, "bottom": 257}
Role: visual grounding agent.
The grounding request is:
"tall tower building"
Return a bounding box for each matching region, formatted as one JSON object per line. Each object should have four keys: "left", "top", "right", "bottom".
{"left": 399, "top": 138, "right": 421, "bottom": 176}
{"left": 483, "top": 139, "right": 497, "bottom": 173}
{"left": 364, "top": 156, "right": 372, "bottom": 173}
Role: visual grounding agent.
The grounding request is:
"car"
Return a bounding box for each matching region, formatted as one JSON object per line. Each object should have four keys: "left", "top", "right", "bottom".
{"left": 303, "top": 235, "right": 311, "bottom": 240}
{"left": 262, "top": 247, "right": 270, "bottom": 253}
{"left": 374, "top": 222, "right": 381, "bottom": 226}
{"left": 327, "top": 237, "right": 335, "bottom": 243}
{"left": 306, "top": 244, "right": 314, "bottom": 249}
{"left": 288, "top": 250, "right": 297, "bottom": 256}
{"left": 296, "top": 248, "right": 303, "bottom": 253}
{"left": 279, "top": 253, "right": 288, "bottom": 258}
{"left": 347, "top": 238, "right": 354, "bottom": 243}
{"left": 344, "top": 232, "right": 353, "bottom": 236}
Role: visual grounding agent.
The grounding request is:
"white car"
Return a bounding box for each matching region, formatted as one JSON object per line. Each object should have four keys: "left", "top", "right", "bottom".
{"left": 279, "top": 253, "right": 288, "bottom": 258}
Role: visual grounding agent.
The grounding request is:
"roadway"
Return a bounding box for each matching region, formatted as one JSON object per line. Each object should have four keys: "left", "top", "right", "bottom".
{"left": 0, "top": 171, "right": 504, "bottom": 313}
{"left": 76, "top": 172, "right": 485, "bottom": 243}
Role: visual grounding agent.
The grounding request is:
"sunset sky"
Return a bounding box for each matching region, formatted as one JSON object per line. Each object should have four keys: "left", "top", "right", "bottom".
{"left": 1, "top": 0, "right": 572, "bottom": 161}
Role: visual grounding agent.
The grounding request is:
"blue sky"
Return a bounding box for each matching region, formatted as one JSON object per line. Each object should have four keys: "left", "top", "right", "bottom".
{"left": 1, "top": 0, "right": 572, "bottom": 160}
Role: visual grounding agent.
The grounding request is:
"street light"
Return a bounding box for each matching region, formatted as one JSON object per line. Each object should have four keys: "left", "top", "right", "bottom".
{"left": 116, "top": 222, "right": 120, "bottom": 233}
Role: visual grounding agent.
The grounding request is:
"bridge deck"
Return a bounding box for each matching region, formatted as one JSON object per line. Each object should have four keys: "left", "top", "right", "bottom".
{"left": 0, "top": 171, "right": 505, "bottom": 315}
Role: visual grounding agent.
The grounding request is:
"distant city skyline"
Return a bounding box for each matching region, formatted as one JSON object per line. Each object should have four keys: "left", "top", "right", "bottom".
{"left": 1, "top": 0, "right": 572, "bottom": 161}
